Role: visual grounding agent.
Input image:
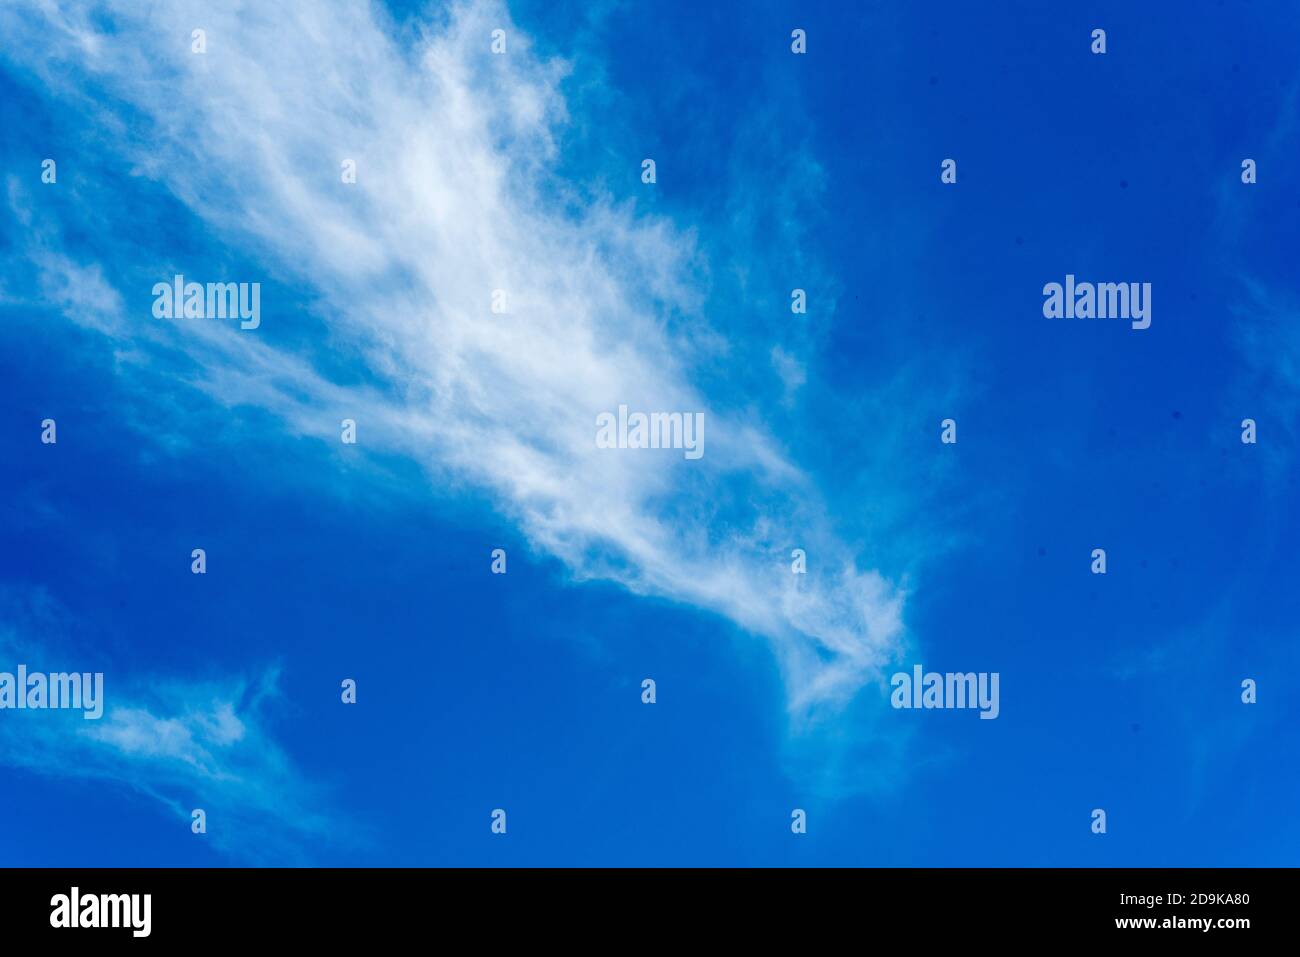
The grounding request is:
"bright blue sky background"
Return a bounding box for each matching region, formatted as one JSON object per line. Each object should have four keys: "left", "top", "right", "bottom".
{"left": 1, "top": 0, "right": 1298, "bottom": 866}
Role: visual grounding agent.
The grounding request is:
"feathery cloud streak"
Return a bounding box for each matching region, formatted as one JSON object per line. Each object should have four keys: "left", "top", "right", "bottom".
{"left": 1, "top": 0, "right": 908, "bottom": 712}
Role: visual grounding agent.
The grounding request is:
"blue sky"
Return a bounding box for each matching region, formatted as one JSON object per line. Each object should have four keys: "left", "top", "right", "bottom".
{"left": 1, "top": 0, "right": 1298, "bottom": 866}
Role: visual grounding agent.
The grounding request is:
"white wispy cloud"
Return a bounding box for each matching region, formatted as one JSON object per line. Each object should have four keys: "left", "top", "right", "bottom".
{"left": 0, "top": 591, "right": 336, "bottom": 863}
{"left": 1214, "top": 74, "right": 1300, "bottom": 484}
{"left": 1, "top": 0, "right": 910, "bottom": 713}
